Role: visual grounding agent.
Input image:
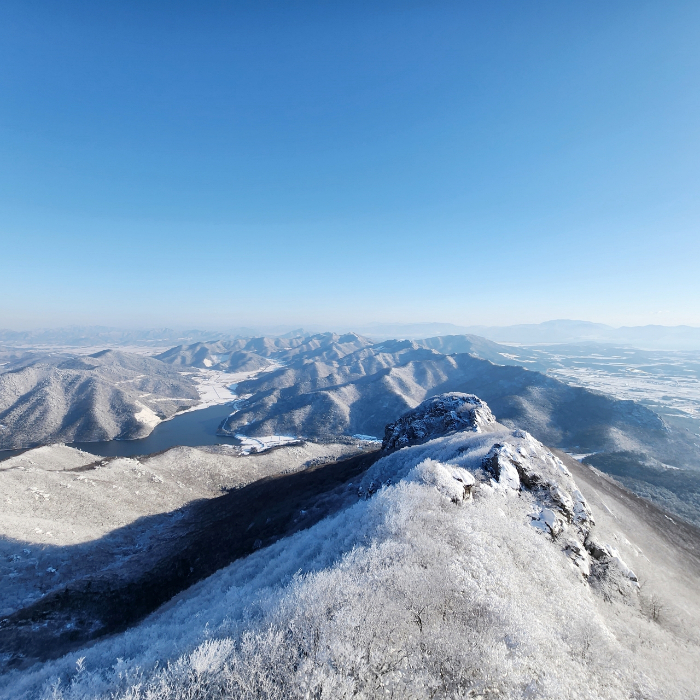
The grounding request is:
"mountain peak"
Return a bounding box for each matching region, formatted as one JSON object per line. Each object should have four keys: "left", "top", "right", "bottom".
{"left": 382, "top": 392, "right": 496, "bottom": 452}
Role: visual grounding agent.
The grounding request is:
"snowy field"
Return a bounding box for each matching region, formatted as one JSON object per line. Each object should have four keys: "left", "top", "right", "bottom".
{"left": 181, "top": 369, "right": 241, "bottom": 409}
{"left": 234, "top": 434, "right": 301, "bottom": 454}
{"left": 174, "top": 362, "right": 283, "bottom": 414}
{"left": 505, "top": 344, "right": 700, "bottom": 435}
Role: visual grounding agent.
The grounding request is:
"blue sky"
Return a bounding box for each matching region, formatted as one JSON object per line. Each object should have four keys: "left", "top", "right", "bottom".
{"left": 1, "top": 1, "right": 699, "bottom": 329}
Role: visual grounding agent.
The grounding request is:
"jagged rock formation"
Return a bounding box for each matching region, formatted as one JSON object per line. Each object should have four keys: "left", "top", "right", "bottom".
{"left": 477, "top": 437, "right": 639, "bottom": 594}
{"left": 362, "top": 394, "right": 639, "bottom": 596}
{"left": 382, "top": 392, "right": 496, "bottom": 451}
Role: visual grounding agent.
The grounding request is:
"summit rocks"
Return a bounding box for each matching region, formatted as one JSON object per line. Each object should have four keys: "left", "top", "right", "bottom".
{"left": 382, "top": 392, "right": 496, "bottom": 452}
{"left": 371, "top": 393, "right": 637, "bottom": 593}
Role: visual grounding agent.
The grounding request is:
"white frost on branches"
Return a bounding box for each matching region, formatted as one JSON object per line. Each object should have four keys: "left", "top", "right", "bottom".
{"left": 4, "top": 399, "right": 695, "bottom": 700}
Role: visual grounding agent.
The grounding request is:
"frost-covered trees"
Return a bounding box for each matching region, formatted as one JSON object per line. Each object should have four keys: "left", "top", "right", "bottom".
{"left": 28, "top": 469, "right": 670, "bottom": 699}
{"left": 7, "top": 402, "right": 698, "bottom": 700}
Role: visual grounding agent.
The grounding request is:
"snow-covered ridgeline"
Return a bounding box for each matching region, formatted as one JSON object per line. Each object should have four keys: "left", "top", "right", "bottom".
{"left": 3, "top": 394, "right": 687, "bottom": 700}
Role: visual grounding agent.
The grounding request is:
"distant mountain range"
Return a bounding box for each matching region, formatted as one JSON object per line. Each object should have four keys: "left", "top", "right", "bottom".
{"left": 2, "top": 319, "right": 700, "bottom": 349}
{"left": 0, "top": 327, "right": 223, "bottom": 347}
{"left": 154, "top": 333, "right": 375, "bottom": 371}
{"left": 2, "top": 330, "right": 699, "bottom": 524}
{"left": 461, "top": 320, "right": 700, "bottom": 349}
{"left": 351, "top": 320, "right": 700, "bottom": 349}
{"left": 217, "top": 335, "right": 697, "bottom": 469}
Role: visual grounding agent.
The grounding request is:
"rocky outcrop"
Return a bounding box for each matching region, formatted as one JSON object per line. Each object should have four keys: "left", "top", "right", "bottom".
{"left": 367, "top": 394, "right": 639, "bottom": 596}
{"left": 583, "top": 535, "right": 640, "bottom": 598}
{"left": 481, "top": 437, "right": 594, "bottom": 537}
{"left": 477, "top": 427, "right": 639, "bottom": 593}
{"left": 382, "top": 393, "right": 496, "bottom": 452}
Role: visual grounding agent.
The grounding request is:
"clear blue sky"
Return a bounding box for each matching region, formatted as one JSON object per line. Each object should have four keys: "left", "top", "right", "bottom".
{"left": 1, "top": 1, "right": 699, "bottom": 329}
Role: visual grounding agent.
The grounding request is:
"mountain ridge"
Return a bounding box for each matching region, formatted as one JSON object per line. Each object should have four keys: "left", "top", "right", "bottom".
{"left": 0, "top": 350, "right": 200, "bottom": 449}
{"left": 3, "top": 394, "right": 698, "bottom": 699}
{"left": 3, "top": 321, "right": 700, "bottom": 350}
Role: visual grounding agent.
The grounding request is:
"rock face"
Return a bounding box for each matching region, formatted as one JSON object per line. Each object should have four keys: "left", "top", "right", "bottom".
{"left": 382, "top": 393, "right": 496, "bottom": 452}
{"left": 369, "top": 394, "right": 639, "bottom": 598}
{"left": 479, "top": 437, "right": 598, "bottom": 577}
{"left": 476, "top": 431, "right": 639, "bottom": 593}
{"left": 482, "top": 439, "right": 593, "bottom": 537}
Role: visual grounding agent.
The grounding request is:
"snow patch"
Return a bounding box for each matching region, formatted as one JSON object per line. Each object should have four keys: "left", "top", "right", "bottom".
{"left": 352, "top": 434, "right": 382, "bottom": 443}
{"left": 133, "top": 402, "right": 161, "bottom": 429}
{"left": 408, "top": 458, "right": 475, "bottom": 502}
{"left": 235, "top": 434, "right": 300, "bottom": 455}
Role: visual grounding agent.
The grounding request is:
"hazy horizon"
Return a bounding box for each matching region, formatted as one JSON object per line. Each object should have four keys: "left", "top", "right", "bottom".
{"left": 3, "top": 318, "right": 700, "bottom": 334}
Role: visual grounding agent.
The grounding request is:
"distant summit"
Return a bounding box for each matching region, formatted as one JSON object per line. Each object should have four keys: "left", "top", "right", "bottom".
{"left": 338, "top": 320, "right": 700, "bottom": 350}
{"left": 459, "top": 319, "right": 700, "bottom": 350}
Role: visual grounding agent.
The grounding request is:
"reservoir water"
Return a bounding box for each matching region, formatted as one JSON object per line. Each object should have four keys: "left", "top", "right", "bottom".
{"left": 0, "top": 403, "right": 240, "bottom": 462}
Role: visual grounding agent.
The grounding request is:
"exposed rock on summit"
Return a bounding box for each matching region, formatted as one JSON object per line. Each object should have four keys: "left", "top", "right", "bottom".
{"left": 382, "top": 392, "right": 496, "bottom": 452}
{"left": 482, "top": 439, "right": 595, "bottom": 539}
{"left": 370, "top": 393, "right": 638, "bottom": 595}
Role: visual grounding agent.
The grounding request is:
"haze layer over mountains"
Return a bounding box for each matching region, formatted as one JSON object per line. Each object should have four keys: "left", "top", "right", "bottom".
{"left": 4, "top": 319, "right": 700, "bottom": 350}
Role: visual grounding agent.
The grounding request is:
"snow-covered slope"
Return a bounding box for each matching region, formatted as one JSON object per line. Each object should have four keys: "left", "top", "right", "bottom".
{"left": 0, "top": 439, "right": 380, "bottom": 669}
{"left": 3, "top": 394, "right": 698, "bottom": 699}
{"left": 0, "top": 350, "right": 200, "bottom": 449}
{"left": 223, "top": 343, "right": 695, "bottom": 471}
{"left": 155, "top": 333, "right": 373, "bottom": 371}
{"left": 0, "top": 348, "right": 53, "bottom": 374}
{"left": 413, "top": 333, "right": 524, "bottom": 365}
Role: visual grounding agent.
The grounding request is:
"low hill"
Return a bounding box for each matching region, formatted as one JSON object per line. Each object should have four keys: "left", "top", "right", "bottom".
{"left": 0, "top": 350, "right": 200, "bottom": 449}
